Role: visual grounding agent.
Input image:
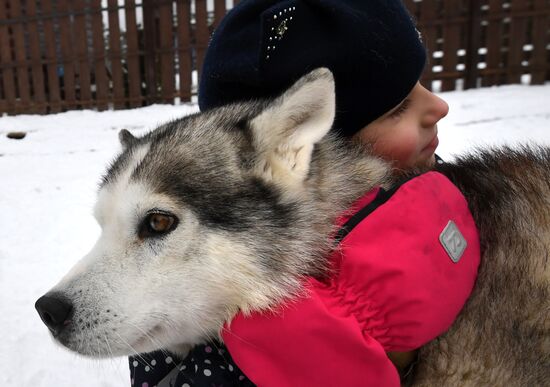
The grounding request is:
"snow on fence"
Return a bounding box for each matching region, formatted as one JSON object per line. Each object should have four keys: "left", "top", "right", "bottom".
{"left": 0, "top": 0, "right": 549, "bottom": 115}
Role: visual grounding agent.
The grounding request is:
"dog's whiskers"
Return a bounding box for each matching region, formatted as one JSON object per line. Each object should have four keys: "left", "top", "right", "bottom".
{"left": 114, "top": 331, "right": 152, "bottom": 368}
{"left": 125, "top": 319, "right": 169, "bottom": 359}
{"left": 96, "top": 337, "right": 103, "bottom": 358}
{"left": 103, "top": 332, "right": 115, "bottom": 359}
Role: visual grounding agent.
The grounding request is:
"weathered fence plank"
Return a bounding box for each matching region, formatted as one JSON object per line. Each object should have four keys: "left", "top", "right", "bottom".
{"left": 531, "top": 0, "right": 549, "bottom": 84}
{"left": 74, "top": 0, "right": 93, "bottom": 108}
{"left": 143, "top": 0, "right": 158, "bottom": 104}
{"left": 57, "top": 0, "right": 77, "bottom": 109}
{"left": 108, "top": 0, "right": 125, "bottom": 109}
{"left": 508, "top": 0, "right": 530, "bottom": 84}
{"left": 124, "top": 0, "right": 142, "bottom": 108}
{"left": 419, "top": 0, "right": 440, "bottom": 90}
{"left": 159, "top": 0, "right": 175, "bottom": 104}
{"left": 9, "top": 0, "right": 31, "bottom": 113}
{"left": 26, "top": 0, "right": 47, "bottom": 113}
{"left": 483, "top": 0, "right": 504, "bottom": 87}
{"left": 195, "top": 0, "right": 209, "bottom": 83}
{"left": 176, "top": 0, "right": 192, "bottom": 101}
{"left": 42, "top": 0, "right": 62, "bottom": 113}
{"left": 213, "top": 0, "right": 227, "bottom": 30}
{"left": 441, "top": 0, "right": 462, "bottom": 91}
{"left": 91, "top": 0, "right": 109, "bottom": 111}
{"left": 0, "top": 0, "right": 16, "bottom": 114}
{"left": 464, "top": 0, "right": 482, "bottom": 89}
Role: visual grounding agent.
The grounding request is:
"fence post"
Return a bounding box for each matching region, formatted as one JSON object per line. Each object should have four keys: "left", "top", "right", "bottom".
{"left": 418, "top": 0, "right": 439, "bottom": 91}
{"left": 441, "top": 0, "right": 461, "bottom": 91}
{"left": 26, "top": 0, "right": 47, "bottom": 113}
{"left": 483, "top": 0, "right": 503, "bottom": 87}
{"left": 57, "top": 0, "right": 77, "bottom": 109}
{"left": 159, "top": 0, "right": 175, "bottom": 104}
{"left": 0, "top": 0, "right": 16, "bottom": 114}
{"left": 125, "top": 0, "right": 143, "bottom": 108}
{"left": 531, "top": 0, "right": 549, "bottom": 84}
{"left": 213, "top": 0, "right": 227, "bottom": 30}
{"left": 507, "top": 0, "right": 529, "bottom": 84}
{"left": 464, "top": 0, "right": 481, "bottom": 89}
{"left": 9, "top": 0, "right": 31, "bottom": 114}
{"left": 195, "top": 0, "right": 209, "bottom": 84}
{"left": 91, "top": 0, "right": 109, "bottom": 111}
{"left": 176, "top": 0, "right": 192, "bottom": 102}
{"left": 42, "top": 0, "right": 62, "bottom": 113}
{"left": 107, "top": 0, "right": 125, "bottom": 109}
{"left": 74, "top": 0, "right": 93, "bottom": 108}
{"left": 143, "top": 0, "right": 158, "bottom": 104}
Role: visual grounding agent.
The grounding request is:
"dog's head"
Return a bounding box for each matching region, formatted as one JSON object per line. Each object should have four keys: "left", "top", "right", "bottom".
{"left": 35, "top": 69, "right": 363, "bottom": 357}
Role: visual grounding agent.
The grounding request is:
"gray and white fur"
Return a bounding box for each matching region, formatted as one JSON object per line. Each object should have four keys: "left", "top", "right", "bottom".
{"left": 36, "top": 68, "right": 549, "bottom": 385}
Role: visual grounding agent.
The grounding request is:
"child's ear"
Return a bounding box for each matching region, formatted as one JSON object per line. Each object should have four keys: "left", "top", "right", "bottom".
{"left": 250, "top": 67, "right": 336, "bottom": 189}
{"left": 118, "top": 129, "right": 137, "bottom": 150}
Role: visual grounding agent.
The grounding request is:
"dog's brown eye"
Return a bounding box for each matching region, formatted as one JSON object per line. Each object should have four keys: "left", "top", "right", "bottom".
{"left": 139, "top": 212, "right": 178, "bottom": 239}
{"left": 149, "top": 213, "right": 174, "bottom": 231}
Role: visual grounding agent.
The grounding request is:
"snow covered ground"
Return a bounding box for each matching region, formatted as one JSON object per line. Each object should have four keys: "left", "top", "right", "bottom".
{"left": 1, "top": 84, "right": 549, "bottom": 387}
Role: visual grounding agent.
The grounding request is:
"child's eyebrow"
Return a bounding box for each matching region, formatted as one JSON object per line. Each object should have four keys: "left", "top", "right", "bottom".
{"left": 385, "top": 98, "right": 409, "bottom": 117}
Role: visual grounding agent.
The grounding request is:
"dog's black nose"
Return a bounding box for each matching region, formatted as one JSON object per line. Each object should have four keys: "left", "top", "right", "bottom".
{"left": 35, "top": 294, "right": 73, "bottom": 335}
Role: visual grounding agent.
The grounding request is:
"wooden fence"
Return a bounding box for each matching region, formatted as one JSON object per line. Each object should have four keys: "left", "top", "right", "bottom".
{"left": 407, "top": 0, "right": 550, "bottom": 91}
{"left": 0, "top": 0, "right": 549, "bottom": 115}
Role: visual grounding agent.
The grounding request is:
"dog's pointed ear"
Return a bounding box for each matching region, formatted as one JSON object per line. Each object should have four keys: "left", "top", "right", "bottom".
{"left": 250, "top": 68, "right": 336, "bottom": 188}
{"left": 118, "top": 129, "right": 137, "bottom": 150}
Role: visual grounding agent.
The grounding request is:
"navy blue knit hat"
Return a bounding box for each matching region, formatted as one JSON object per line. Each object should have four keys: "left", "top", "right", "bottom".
{"left": 198, "top": 0, "right": 426, "bottom": 137}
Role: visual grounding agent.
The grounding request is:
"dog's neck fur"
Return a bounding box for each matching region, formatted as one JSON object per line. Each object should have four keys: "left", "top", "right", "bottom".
{"left": 230, "top": 136, "right": 392, "bottom": 319}
{"left": 309, "top": 135, "right": 392, "bottom": 217}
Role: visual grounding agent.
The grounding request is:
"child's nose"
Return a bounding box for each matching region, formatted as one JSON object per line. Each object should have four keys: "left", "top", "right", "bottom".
{"left": 422, "top": 89, "right": 449, "bottom": 127}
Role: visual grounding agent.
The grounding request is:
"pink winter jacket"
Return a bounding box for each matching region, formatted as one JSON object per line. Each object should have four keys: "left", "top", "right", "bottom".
{"left": 222, "top": 172, "right": 481, "bottom": 387}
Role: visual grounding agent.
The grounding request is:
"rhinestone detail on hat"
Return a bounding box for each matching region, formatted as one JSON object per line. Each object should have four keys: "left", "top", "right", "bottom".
{"left": 266, "top": 5, "right": 296, "bottom": 60}
{"left": 416, "top": 28, "right": 423, "bottom": 42}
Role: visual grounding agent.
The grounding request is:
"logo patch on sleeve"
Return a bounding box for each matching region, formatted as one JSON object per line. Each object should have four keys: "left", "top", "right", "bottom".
{"left": 439, "top": 220, "right": 467, "bottom": 263}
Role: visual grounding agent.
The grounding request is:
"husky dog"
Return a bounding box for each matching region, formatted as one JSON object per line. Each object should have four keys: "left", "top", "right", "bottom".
{"left": 36, "top": 69, "right": 549, "bottom": 385}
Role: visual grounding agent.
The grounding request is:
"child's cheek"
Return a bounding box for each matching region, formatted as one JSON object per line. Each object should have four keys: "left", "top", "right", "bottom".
{"left": 375, "top": 132, "right": 421, "bottom": 169}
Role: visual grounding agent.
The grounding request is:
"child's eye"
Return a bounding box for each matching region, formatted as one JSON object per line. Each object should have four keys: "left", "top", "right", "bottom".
{"left": 389, "top": 99, "right": 411, "bottom": 119}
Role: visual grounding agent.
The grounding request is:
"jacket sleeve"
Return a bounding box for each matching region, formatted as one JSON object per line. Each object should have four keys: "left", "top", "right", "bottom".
{"left": 223, "top": 172, "right": 480, "bottom": 387}
{"left": 222, "top": 278, "right": 401, "bottom": 387}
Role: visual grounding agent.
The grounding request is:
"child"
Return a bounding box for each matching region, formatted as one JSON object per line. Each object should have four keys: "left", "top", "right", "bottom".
{"left": 130, "top": 1, "right": 476, "bottom": 385}
{"left": 355, "top": 82, "right": 449, "bottom": 172}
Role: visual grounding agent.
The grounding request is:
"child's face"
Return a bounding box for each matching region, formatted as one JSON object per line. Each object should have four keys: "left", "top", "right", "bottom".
{"left": 354, "top": 83, "right": 449, "bottom": 170}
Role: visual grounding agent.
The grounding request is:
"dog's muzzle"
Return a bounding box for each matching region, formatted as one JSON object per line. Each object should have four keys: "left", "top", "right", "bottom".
{"left": 35, "top": 293, "right": 73, "bottom": 336}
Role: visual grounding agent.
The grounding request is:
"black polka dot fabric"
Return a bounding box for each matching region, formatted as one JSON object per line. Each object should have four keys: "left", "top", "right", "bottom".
{"left": 129, "top": 341, "right": 255, "bottom": 386}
